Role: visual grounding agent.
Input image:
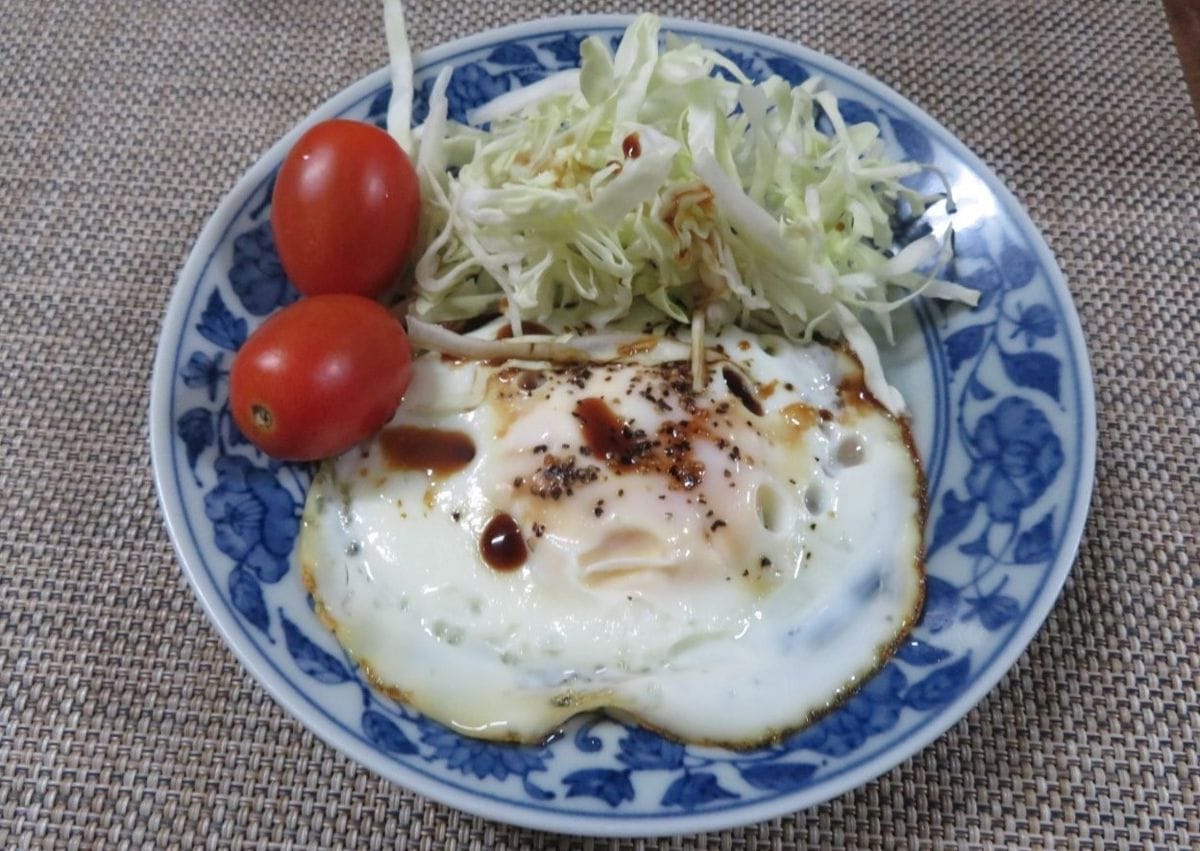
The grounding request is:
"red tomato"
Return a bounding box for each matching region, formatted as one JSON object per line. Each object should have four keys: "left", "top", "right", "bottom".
{"left": 271, "top": 119, "right": 420, "bottom": 298}
{"left": 230, "top": 295, "right": 413, "bottom": 460}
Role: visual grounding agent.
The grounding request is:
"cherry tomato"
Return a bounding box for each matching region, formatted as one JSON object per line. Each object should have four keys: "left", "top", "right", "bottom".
{"left": 271, "top": 119, "right": 420, "bottom": 298}
{"left": 230, "top": 295, "right": 413, "bottom": 460}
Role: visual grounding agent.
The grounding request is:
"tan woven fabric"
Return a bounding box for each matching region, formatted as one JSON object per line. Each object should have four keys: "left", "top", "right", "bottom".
{"left": 2, "top": 0, "right": 1197, "bottom": 847}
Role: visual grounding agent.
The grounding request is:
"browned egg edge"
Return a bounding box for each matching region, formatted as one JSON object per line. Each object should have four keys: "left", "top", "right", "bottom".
{"left": 298, "top": 346, "right": 928, "bottom": 750}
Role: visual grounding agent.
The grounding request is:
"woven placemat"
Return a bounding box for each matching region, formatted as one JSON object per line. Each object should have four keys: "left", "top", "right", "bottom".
{"left": 2, "top": 0, "right": 1197, "bottom": 846}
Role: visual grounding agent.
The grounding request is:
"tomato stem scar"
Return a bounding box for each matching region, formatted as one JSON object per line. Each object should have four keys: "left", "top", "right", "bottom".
{"left": 251, "top": 404, "right": 274, "bottom": 431}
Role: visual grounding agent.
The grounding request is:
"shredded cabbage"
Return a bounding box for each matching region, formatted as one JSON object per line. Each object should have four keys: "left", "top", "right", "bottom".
{"left": 383, "top": 3, "right": 978, "bottom": 411}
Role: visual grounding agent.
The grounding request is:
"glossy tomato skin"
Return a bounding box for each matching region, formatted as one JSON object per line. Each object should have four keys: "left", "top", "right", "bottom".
{"left": 230, "top": 295, "right": 413, "bottom": 461}
{"left": 271, "top": 119, "right": 420, "bottom": 298}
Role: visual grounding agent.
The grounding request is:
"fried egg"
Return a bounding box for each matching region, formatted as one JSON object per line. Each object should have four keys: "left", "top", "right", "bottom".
{"left": 299, "top": 325, "right": 924, "bottom": 746}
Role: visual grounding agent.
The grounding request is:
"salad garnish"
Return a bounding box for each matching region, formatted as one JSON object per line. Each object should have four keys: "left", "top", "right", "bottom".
{"left": 383, "top": 2, "right": 978, "bottom": 412}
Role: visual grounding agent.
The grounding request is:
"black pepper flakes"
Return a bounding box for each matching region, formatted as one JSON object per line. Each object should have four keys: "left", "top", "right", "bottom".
{"left": 528, "top": 454, "right": 601, "bottom": 500}
{"left": 567, "top": 367, "right": 592, "bottom": 389}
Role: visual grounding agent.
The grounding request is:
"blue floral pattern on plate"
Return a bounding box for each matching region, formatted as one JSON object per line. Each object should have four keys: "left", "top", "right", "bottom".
{"left": 150, "top": 17, "right": 1094, "bottom": 837}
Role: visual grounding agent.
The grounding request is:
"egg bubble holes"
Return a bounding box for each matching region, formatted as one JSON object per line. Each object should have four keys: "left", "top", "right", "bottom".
{"left": 150, "top": 15, "right": 1094, "bottom": 836}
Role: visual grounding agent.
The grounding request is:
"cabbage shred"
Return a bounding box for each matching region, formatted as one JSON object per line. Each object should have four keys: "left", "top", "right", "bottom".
{"left": 384, "top": 4, "right": 978, "bottom": 412}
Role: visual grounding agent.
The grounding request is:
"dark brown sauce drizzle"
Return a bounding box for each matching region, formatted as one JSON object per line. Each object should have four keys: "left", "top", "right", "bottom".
{"left": 480, "top": 512, "right": 527, "bottom": 570}
{"left": 517, "top": 370, "right": 544, "bottom": 391}
{"left": 722, "top": 366, "right": 764, "bottom": 416}
{"left": 496, "top": 321, "right": 552, "bottom": 339}
{"left": 498, "top": 367, "right": 546, "bottom": 392}
{"left": 485, "top": 322, "right": 554, "bottom": 365}
{"left": 622, "top": 131, "right": 642, "bottom": 159}
{"left": 574, "top": 396, "right": 705, "bottom": 489}
{"left": 576, "top": 397, "right": 640, "bottom": 464}
{"left": 838, "top": 373, "right": 874, "bottom": 408}
{"left": 379, "top": 426, "right": 476, "bottom": 476}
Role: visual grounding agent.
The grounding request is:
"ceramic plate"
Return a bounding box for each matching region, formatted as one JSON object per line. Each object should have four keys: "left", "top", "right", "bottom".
{"left": 150, "top": 15, "right": 1095, "bottom": 837}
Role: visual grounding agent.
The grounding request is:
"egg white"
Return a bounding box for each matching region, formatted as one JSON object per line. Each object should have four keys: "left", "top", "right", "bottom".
{"left": 299, "top": 327, "right": 923, "bottom": 745}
